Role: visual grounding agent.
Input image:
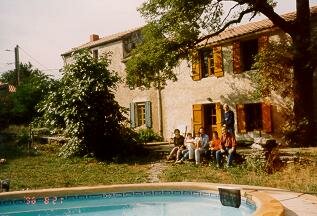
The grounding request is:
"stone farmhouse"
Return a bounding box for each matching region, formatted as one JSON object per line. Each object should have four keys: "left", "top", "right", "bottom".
{"left": 61, "top": 6, "right": 317, "bottom": 143}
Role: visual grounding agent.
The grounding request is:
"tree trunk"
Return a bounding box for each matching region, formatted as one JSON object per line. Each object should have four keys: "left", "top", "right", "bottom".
{"left": 291, "top": 0, "right": 315, "bottom": 146}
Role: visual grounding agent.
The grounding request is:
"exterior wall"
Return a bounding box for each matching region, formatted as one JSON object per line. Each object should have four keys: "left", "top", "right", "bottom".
{"left": 98, "top": 41, "right": 159, "bottom": 133}
{"left": 160, "top": 40, "right": 286, "bottom": 141}
{"left": 63, "top": 16, "right": 317, "bottom": 143}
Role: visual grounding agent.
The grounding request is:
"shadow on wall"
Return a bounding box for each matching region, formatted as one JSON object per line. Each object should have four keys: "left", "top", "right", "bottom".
{"left": 219, "top": 72, "right": 291, "bottom": 142}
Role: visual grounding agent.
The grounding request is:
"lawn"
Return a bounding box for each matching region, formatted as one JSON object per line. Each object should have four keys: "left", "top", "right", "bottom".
{"left": 1, "top": 133, "right": 317, "bottom": 194}
{"left": 0, "top": 143, "right": 149, "bottom": 191}
{"left": 160, "top": 150, "right": 317, "bottom": 194}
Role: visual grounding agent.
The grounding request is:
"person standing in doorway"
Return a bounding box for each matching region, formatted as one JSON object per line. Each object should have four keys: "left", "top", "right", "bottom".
{"left": 223, "top": 103, "right": 235, "bottom": 135}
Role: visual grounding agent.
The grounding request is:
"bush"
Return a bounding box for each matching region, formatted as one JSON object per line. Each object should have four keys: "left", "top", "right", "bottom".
{"left": 137, "top": 128, "right": 163, "bottom": 143}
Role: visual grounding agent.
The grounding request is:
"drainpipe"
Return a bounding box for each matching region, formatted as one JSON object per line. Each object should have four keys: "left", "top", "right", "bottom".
{"left": 157, "top": 86, "right": 163, "bottom": 137}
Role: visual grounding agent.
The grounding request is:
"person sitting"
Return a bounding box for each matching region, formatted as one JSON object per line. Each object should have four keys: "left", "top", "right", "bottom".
{"left": 175, "top": 133, "right": 195, "bottom": 164}
{"left": 194, "top": 127, "right": 209, "bottom": 165}
{"left": 208, "top": 131, "right": 222, "bottom": 161}
{"left": 216, "top": 127, "right": 237, "bottom": 168}
{"left": 166, "top": 129, "right": 185, "bottom": 161}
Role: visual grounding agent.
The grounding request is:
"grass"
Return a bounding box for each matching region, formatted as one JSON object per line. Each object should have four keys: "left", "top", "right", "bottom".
{"left": 0, "top": 143, "right": 149, "bottom": 191}
{"left": 1, "top": 125, "right": 317, "bottom": 194}
{"left": 160, "top": 159, "right": 317, "bottom": 194}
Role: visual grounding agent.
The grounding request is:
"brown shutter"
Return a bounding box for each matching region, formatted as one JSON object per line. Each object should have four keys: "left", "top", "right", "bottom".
{"left": 215, "top": 103, "right": 223, "bottom": 137}
{"left": 193, "top": 104, "right": 203, "bottom": 134}
{"left": 191, "top": 51, "right": 201, "bottom": 81}
{"left": 213, "top": 46, "right": 224, "bottom": 77}
{"left": 236, "top": 104, "right": 246, "bottom": 133}
{"left": 232, "top": 41, "right": 241, "bottom": 74}
{"left": 258, "top": 35, "right": 269, "bottom": 52}
{"left": 262, "top": 102, "right": 272, "bottom": 133}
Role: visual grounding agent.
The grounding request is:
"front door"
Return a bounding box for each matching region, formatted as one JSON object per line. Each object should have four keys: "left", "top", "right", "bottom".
{"left": 192, "top": 103, "right": 223, "bottom": 138}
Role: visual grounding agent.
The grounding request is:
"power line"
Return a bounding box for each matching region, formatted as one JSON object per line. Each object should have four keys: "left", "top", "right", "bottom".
{"left": 19, "top": 46, "right": 49, "bottom": 70}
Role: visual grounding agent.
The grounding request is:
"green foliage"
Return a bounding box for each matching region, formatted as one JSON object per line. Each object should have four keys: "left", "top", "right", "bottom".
{"left": 137, "top": 128, "right": 163, "bottom": 143}
{"left": 251, "top": 38, "right": 294, "bottom": 100}
{"left": 281, "top": 117, "right": 310, "bottom": 147}
{"left": 0, "top": 63, "right": 55, "bottom": 126}
{"left": 126, "top": 0, "right": 224, "bottom": 89}
{"left": 36, "top": 50, "right": 141, "bottom": 159}
{"left": 244, "top": 151, "right": 267, "bottom": 173}
{"left": 0, "top": 62, "right": 35, "bottom": 86}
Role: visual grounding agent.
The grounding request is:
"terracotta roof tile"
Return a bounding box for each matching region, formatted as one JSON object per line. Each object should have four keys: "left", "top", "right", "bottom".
{"left": 61, "top": 5, "right": 317, "bottom": 55}
{"left": 201, "top": 5, "right": 317, "bottom": 45}
{"left": 61, "top": 26, "right": 143, "bottom": 56}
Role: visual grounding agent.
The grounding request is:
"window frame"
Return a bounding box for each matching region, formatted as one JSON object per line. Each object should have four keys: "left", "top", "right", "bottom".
{"left": 136, "top": 102, "right": 146, "bottom": 127}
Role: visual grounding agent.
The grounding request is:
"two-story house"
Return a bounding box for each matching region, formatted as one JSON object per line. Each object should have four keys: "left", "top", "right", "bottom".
{"left": 62, "top": 6, "right": 317, "bottom": 143}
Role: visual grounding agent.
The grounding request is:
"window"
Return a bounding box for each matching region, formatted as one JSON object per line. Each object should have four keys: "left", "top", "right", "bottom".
{"left": 92, "top": 49, "right": 98, "bottom": 59}
{"left": 130, "top": 101, "right": 152, "bottom": 128}
{"left": 236, "top": 103, "right": 272, "bottom": 133}
{"left": 191, "top": 46, "right": 223, "bottom": 81}
{"left": 244, "top": 103, "right": 262, "bottom": 131}
{"left": 233, "top": 38, "right": 263, "bottom": 73}
{"left": 240, "top": 39, "right": 258, "bottom": 71}
{"left": 136, "top": 103, "right": 146, "bottom": 126}
{"left": 200, "top": 48, "right": 214, "bottom": 78}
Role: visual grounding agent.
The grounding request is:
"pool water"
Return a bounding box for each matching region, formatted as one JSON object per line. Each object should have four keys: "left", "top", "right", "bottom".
{"left": 0, "top": 190, "right": 256, "bottom": 216}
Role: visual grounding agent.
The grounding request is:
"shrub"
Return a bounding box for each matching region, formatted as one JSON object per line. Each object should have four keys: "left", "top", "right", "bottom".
{"left": 137, "top": 128, "right": 163, "bottom": 143}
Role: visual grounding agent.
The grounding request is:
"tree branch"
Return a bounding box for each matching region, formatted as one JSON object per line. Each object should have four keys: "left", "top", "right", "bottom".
{"left": 192, "top": 7, "right": 255, "bottom": 46}
{"left": 248, "top": 0, "right": 295, "bottom": 34}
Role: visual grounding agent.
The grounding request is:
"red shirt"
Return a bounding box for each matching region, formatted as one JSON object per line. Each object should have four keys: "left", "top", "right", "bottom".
{"left": 210, "top": 138, "right": 221, "bottom": 150}
{"left": 220, "top": 132, "right": 237, "bottom": 148}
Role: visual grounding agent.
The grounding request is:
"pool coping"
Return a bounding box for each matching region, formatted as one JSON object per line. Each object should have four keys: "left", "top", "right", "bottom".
{"left": 0, "top": 182, "right": 284, "bottom": 216}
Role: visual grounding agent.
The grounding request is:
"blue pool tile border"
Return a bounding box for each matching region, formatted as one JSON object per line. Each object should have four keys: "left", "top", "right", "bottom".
{"left": 0, "top": 190, "right": 256, "bottom": 209}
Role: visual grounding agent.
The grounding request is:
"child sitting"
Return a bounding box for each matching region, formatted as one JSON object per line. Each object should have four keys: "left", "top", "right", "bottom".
{"left": 175, "top": 133, "right": 196, "bottom": 163}
{"left": 209, "top": 131, "right": 221, "bottom": 160}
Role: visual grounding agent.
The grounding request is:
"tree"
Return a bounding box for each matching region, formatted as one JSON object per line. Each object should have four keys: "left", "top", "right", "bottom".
{"left": 37, "top": 50, "right": 136, "bottom": 159}
{"left": 1, "top": 62, "right": 36, "bottom": 86}
{"left": 251, "top": 39, "right": 300, "bottom": 145}
{"left": 0, "top": 63, "right": 54, "bottom": 125}
{"left": 126, "top": 0, "right": 316, "bottom": 146}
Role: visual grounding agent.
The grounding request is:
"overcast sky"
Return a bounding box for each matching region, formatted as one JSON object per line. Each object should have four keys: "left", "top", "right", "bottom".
{"left": 1, "top": 0, "right": 317, "bottom": 78}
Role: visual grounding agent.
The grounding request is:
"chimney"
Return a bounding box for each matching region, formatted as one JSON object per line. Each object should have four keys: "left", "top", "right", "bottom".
{"left": 90, "top": 34, "right": 99, "bottom": 42}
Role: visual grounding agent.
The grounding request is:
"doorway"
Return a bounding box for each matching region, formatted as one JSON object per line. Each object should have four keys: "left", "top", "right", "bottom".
{"left": 192, "top": 103, "right": 223, "bottom": 138}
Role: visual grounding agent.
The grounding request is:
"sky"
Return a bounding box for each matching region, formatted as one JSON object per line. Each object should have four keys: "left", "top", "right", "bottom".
{"left": 1, "top": 0, "right": 317, "bottom": 78}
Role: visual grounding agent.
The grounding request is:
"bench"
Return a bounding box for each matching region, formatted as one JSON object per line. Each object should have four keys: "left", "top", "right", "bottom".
{"left": 40, "top": 136, "right": 68, "bottom": 144}
{"left": 144, "top": 142, "right": 171, "bottom": 157}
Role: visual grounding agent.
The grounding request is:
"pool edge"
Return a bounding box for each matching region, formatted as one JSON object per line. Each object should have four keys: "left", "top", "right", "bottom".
{"left": 0, "top": 182, "right": 284, "bottom": 216}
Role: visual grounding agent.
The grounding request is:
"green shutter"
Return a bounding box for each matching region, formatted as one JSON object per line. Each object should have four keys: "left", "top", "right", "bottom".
{"left": 130, "top": 102, "right": 136, "bottom": 128}
{"left": 145, "top": 101, "right": 152, "bottom": 128}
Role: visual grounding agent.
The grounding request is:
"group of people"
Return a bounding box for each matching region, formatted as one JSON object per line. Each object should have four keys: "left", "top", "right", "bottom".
{"left": 166, "top": 104, "right": 237, "bottom": 168}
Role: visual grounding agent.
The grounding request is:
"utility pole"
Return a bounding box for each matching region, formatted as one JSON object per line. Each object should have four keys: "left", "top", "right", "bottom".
{"left": 14, "top": 45, "right": 20, "bottom": 86}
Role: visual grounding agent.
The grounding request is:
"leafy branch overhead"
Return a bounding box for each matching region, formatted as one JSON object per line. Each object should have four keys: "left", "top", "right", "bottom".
{"left": 126, "top": 0, "right": 304, "bottom": 89}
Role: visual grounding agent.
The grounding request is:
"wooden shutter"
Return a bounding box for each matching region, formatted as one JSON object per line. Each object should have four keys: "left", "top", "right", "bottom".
{"left": 191, "top": 51, "right": 202, "bottom": 81}
{"left": 262, "top": 102, "right": 272, "bottom": 133}
{"left": 145, "top": 101, "right": 152, "bottom": 128}
{"left": 215, "top": 103, "right": 223, "bottom": 137}
{"left": 192, "top": 104, "right": 203, "bottom": 134}
{"left": 232, "top": 41, "right": 241, "bottom": 74}
{"left": 130, "top": 102, "right": 136, "bottom": 128}
{"left": 258, "top": 35, "right": 269, "bottom": 52}
{"left": 213, "top": 46, "right": 224, "bottom": 78}
{"left": 236, "top": 104, "right": 246, "bottom": 133}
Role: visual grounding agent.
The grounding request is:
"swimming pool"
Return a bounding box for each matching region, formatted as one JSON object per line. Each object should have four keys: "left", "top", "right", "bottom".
{"left": 0, "top": 183, "right": 284, "bottom": 216}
